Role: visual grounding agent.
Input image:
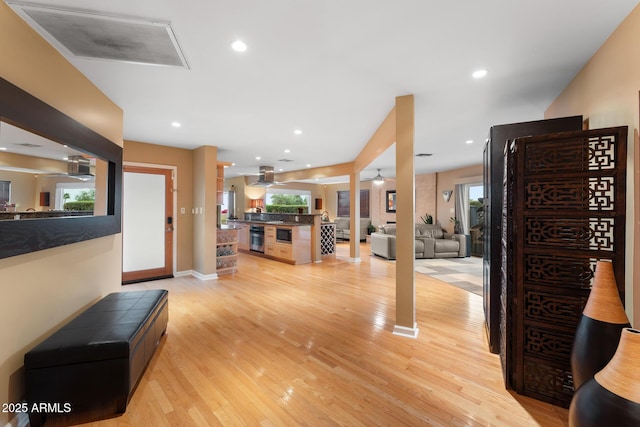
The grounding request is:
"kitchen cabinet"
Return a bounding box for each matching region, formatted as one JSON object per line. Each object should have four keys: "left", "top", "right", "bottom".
{"left": 272, "top": 243, "right": 293, "bottom": 260}
{"left": 216, "top": 228, "right": 238, "bottom": 275}
{"left": 237, "top": 223, "right": 249, "bottom": 251}
{"left": 264, "top": 226, "right": 276, "bottom": 256}
{"left": 263, "top": 224, "right": 310, "bottom": 264}
{"left": 216, "top": 162, "right": 232, "bottom": 205}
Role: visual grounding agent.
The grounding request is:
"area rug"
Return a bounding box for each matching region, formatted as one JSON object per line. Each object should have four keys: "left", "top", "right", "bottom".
{"left": 415, "top": 256, "right": 483, "bottom": 296}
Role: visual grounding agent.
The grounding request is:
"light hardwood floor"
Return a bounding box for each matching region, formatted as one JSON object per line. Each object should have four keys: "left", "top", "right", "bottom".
{"left": 46, "top": 243, "right": 568, "bottom": 426}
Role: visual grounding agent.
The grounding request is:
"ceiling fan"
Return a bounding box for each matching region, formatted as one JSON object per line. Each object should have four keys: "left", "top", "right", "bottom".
{"left": 365, "top": 169, "right": 395, "bottom": 185}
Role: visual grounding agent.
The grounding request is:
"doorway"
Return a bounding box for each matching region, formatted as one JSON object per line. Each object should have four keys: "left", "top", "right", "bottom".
{"left": 468, "top": 184, "right": 484, "bottom": 256}
{"left": 122, "top": 165, "right": 174, "bottom": 284}
{"left": 454, "top": 182, "right": 484, "bottom": 257}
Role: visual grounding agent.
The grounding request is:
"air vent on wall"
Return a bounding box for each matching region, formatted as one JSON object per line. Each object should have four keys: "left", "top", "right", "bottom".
{"left": 7, "top": 2, "right": 189, "bottom": 68}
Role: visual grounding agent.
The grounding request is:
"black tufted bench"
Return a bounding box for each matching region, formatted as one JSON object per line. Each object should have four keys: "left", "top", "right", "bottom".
{"left": 24, "top": 289, "right": 168, "bottom": 426}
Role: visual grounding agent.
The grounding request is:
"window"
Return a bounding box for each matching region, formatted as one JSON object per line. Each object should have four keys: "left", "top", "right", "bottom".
{"left": 337, "top": 190, "right": 370, "bottom": 218}
{"left": 0, "top": 180, "right": 10, "bottom": 204}
{"left": 265, "top": 188, "right": 311, "bottom": 213}
{"left": 454, "top": 182, "right": 484, "bottom": 256}
{"left": 55, "top": 182, "right": 95, "bottom": 210}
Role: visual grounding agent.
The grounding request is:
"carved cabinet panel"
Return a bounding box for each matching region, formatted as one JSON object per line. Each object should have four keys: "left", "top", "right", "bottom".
{"left": 483, "top": 116, "right": 583, "bottom": 355}
{"left": 501, "top": 127, "right": 627, "bottom": 407}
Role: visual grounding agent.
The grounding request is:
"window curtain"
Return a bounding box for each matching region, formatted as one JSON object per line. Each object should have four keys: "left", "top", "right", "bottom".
{"left": 455, "top": 184, "right": 470, "bottom": 234}
{"left": 0, "top": 180, "right": 9, "bottom": 203}
{"left": 336, "top": 189, "right": 370, "bottom": 218}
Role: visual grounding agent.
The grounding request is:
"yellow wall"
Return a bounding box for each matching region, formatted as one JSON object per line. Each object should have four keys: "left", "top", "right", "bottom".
{"left": 0, "top": 170, "right": 36, "bottom": 211}
{"left": 224, "top": 175, "right": 247, "bottom": 219}
{"left": 192, "top": 146, "right": 218, "bottom": 276}
{"left": 435, "top": 164, "right": 483, "bottom": 232}
{"left": 545, "top": 4, "right": 639, "bottom": 325}
{"left": 321, "top": 165, "right": 478, "bottom": 232}
{"left": 0, "top": 2, "right": 123, "bottom": 424}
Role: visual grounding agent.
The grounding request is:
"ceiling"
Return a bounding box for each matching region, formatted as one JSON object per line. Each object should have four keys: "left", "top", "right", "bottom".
{"left": 6, "top": 0, "right": 639, "bottom": 183}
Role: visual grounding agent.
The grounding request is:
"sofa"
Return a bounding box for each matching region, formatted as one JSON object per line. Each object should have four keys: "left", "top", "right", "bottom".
{"left": 370, "top": 223, "right": 467, "bottom": 260}
{"left": 334, "top": 217, "right": 371, "bottom": 241}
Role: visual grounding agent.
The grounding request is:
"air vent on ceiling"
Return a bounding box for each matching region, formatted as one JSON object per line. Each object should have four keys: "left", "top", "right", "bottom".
{"left": 7, "top": 2, "right": 189, "bottom": 68}
{"left": 416, "top": 153, "right": 433, "bottom": 157}
{"left": 278, "top": 159, "right": 294, "bottom": 162}
{"left": 15, "top": 143, "right": 43, "bottom": 148}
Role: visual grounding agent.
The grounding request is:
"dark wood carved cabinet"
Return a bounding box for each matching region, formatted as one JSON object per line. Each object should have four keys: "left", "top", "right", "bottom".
{"left": 483, "top": 117, "right": 583, "bottom": 354}
{"left": 501, "top": 127, "right": 627, "bottom": 407}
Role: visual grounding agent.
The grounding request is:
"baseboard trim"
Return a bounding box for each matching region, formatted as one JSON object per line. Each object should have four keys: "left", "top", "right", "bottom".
{"left": 191, "top": 271, "right": 218, "bottom": 281}
{"left": 393, "top": 323, "right": 419, "bottom": 339}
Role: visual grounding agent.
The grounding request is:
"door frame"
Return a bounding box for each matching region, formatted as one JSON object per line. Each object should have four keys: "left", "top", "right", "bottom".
{"left": 122, "top": 162, "right": 177, "bottom": 283}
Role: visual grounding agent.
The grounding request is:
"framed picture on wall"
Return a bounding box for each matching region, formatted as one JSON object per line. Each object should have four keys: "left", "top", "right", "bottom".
{"left": 386, "top": 190, "right": 396, "bottom": 213}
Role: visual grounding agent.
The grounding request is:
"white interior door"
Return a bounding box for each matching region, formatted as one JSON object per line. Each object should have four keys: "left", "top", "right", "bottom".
{"left": 122, "top": 166, "right": 173, "bottom": 283}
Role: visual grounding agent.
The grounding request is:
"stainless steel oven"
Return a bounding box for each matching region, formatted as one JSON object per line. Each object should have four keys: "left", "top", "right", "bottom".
{"left": 276, "top": 227, "right": 292, "bottom": 243}
{"left": 250, "top": 225, "right": 264, "bottom": 252}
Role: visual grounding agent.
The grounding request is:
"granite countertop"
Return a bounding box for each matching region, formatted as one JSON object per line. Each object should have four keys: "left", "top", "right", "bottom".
{"left": 228, "top": 219, "right": 310, "bottom": 227}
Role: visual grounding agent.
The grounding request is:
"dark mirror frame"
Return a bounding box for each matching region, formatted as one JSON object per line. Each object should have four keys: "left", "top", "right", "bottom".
{"left": 0, "top": 77, "right": 122, "bottom": 259}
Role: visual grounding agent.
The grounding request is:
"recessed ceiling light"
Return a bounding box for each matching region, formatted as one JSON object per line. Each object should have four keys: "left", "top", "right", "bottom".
{"left": 466, "top": 140, "right": 474, "bottom": 144}
{"left": 256, "top": 156, "right": 261, "bottom": 160}
{"left": 231, "top": 40, "right": 247, "bottom": 52}
{"left": 278, "top": 168, "right": 284, "bottom": 172}
{"left": 306, "top": 164, "right": 311, "bottom": 168}
{"left": 294, "top": 129, "right": 302, "bottom": 135}
{"left": 472, "top": 69, "right": 487, "bottom": 79}
{"left": 171, "top": 122, "right": 181, "bottom": 128}
{"left": 284, "top": 149, "right": 291, "bottom": 153}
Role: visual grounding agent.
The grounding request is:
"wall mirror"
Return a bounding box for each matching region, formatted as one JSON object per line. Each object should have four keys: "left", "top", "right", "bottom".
{"left": 1, "top": 121, "right": 109, "bottom": 216}
{"left": 0, "top": 77, "right": 122, "bottom": 259}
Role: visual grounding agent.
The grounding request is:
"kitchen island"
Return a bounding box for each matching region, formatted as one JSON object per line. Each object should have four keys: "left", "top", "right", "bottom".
{"left": 229, "top": 213, "right": 317, "bottom": 265}
{"left": 264, "top": 223, "right": 311, "bottom": 264}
